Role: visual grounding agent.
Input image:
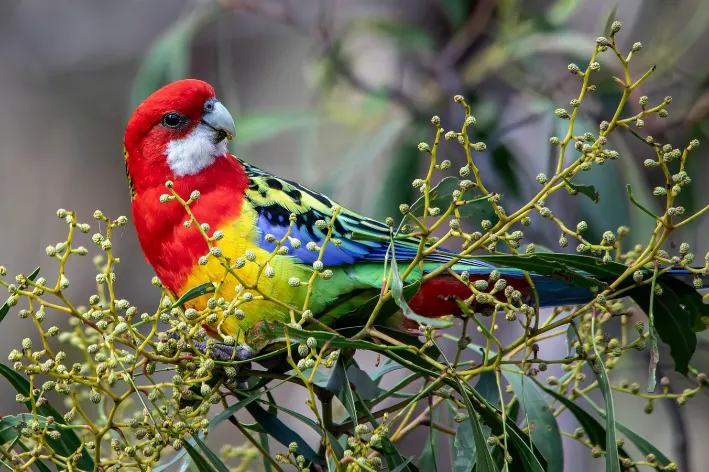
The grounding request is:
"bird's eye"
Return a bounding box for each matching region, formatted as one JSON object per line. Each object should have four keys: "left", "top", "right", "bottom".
{"left": 162, "top": 112, "right": 183, "bottom": 128}
{"left": 203, "top": 101, "right": 214, "bottom": 113}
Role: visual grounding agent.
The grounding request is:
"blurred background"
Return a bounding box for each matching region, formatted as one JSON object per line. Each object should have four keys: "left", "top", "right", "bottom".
{"left": 2, "top": 0, "right": 709, "bottom": 470}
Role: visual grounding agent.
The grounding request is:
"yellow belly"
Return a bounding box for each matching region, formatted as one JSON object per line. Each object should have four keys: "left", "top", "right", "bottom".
{"left": 177, "top": 205, "right": 357, "bottom": 342}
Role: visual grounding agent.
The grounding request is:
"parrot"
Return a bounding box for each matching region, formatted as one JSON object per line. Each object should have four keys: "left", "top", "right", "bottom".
{"left": 123, "top": 79, "right": 700, "bottom": 353}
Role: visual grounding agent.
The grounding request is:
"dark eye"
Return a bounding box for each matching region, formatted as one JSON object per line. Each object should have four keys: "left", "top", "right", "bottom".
{"left": 204, "top": 101, "right": 214, "bottom": 113}
{"left": 162, "top": 112, "right": 183, "bottom": 128}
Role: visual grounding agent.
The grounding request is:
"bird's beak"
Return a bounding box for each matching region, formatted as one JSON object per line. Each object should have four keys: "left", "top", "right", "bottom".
{"left": 202, "top": 99, "right": 236, "bottom": 141}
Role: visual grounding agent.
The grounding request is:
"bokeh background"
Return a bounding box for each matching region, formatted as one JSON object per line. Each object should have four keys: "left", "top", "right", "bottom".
{"left": 3, "top": 0, "right": 709, "bottom": 470}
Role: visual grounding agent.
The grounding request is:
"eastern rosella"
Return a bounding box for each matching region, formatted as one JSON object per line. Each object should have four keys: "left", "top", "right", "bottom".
{"left": 122, "top": 80, "right": 689, "bottom": 350}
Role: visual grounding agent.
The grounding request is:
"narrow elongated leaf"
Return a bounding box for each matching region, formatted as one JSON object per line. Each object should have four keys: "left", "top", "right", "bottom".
{"left": 453, "top": 378, "right": 495, "bottom": 472}
{"left": 591, "top": 406, "right": 672, "bottom": 469}
{"left": 417, "top": 407, "right": 439, "bottom": 472}
{"left": 0, "top": 267, "right": 39, "bottom": 324}
{"left": 244, "top": 399, "right": 320, "bottom": 463}
{"left": 592, "top": 309, "right": 621, "bottom": 472}
{"left": 193, "top": 435, "right": 230, "bottom": 472}
{"left": 258, "top": 399, "right": 344, "bottom": 460}
{"left": 391, "top": 458, "right": 415, "bottom": 472}
{"left": 536, "top": 381, "right": 631, "bottom": 466}
{"left": 183, "top": 439, "right": 218, "bottom": 472}
{"left": 453, "top": 419, "right": 489, "bottom": 472}
{"left": 0, "top": 364, "right": 93, "bottom": 471}
{"left": 464, "top": 383, "right": 547, "bottom": 471}
{"left": 162, "top": 282, "right": 215, "bottom": 313}
{"left": 502, "top": 370, "right": 564, "bottom": 472}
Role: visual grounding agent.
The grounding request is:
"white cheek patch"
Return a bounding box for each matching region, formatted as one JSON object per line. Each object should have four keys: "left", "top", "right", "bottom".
{"left": 165, "top": 124, "right": 228, "bottom": 176}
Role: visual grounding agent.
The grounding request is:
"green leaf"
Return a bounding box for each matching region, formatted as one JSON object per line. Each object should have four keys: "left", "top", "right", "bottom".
{"left": 162, "top": 282, "right": 215, "bottom": 313}
{"left": 474, "top": 371, "right": 499, "bottom": 406}
{"left": 409, "top": 177, "right": 495, "bottom": 223}
{"left": 183, "top": 439, "right": 218, "bottom": 472}
{"left": 390, "top": 249, "right": 452, "bottom": 328}
{"left": 345, "top": 359, "right": 382, "bottom": 401}
{"left": 502, "top": 369, "right": 564, "bottom": 472}
{"left": 535, "top": 381, "right": 631, "bottom": 467}
{"left": 564, "top": 178, "right": 599, "bottom": 203}
{"left": 453, "top": 378, "right": 496, "bottom": 472}
{"left": 453, "top": 417, "right": 489, "bottom": 472}
{"left": 242, "top": 396, "right": 321, "bottom": 464}
{"left": 591, "top": 312, "right": 619, "bottom": 472}
{"left": 328, "top": 357, "right": 359, "bottom": 431}
{"left": 463, "top": 383, "right": 547, "bottom": 472}
{"left": 589, "top": 404, "right": 672, "bottom": 470}
{"left": 0, "top": 363, "right": 94, "bottom": 471}
{"left": 391, "top": 458, "right": 415, "bottom": 472}
{"left": 417, "top": 408, "right": 439, "bottom": 472}
{"left": 193, "top": 435, "right": 230, "bottom": 472}
{"left": 0, "top": 267, "right": 39, "bottom": 324}
{"left": 257, "top": 398, "right": 344, "bottom": 460}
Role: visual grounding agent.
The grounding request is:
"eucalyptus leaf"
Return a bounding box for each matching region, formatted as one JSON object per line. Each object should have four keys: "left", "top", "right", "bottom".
{"left": 502, "top": 370, "right": 564, "bottom": 472}
{"left": 0, "top": 363, "right": 93, "bottom": 471}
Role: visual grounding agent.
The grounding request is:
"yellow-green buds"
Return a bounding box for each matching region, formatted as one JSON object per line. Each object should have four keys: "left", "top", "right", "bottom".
{"left": 417, "top": 142, "right": 430, "bottom": 152}
{"left": 611, "top": 21, "right": 621, "bottom": 33}
{"left": 596, "top": 37, "right": 609, "bottom": 47}
{"left": 555, "top": 108, "right": 570, "bottom": 119}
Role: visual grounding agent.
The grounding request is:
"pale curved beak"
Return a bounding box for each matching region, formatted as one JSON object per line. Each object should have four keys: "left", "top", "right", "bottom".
{"left": 201, "top": 99, "right": 236, "bottom": 141}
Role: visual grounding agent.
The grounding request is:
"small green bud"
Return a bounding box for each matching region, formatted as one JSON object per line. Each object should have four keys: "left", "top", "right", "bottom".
{"left": 596, "top": 37, "right": 608, "bottom": 46}
{"left": 555, "top": 108, "right": 570, "bottom": 119}
{"left": 611, "top": 21, "right": 621, "bottom": 33}
{"left": 632, "top": 42, "right": 642, "bottom": 52}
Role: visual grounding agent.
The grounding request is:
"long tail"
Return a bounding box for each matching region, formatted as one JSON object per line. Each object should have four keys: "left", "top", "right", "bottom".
{"left": 408, "top": 263, "right": 707, "bottom": 317}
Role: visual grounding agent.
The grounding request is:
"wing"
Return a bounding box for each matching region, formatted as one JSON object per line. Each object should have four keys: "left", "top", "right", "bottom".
{"left": 238, "top": 158, "right": 488, "bottom": 269}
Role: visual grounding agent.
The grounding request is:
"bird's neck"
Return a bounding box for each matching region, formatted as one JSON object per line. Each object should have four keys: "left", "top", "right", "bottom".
{"left": 131, "top": 155, "right": 249, "bottom": 292}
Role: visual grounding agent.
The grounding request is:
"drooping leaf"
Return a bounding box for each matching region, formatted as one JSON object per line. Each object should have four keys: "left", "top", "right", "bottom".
{"left": 453, "top": 378, "right": 496, "bottom": 472}
{"left": 474, "top": 371, "right": 499, "bottom": 406}
{"left": 536, "top": 381, "right": 631, "bottom": 467}
{"left": 390, "top": 250, "right": 451, "bottom": 328}
{"left": 563, "top": 178, "right": 599, "bottom": 203}
{"left": 589, "top": 402, "right": 673, "bottom": 470}
{"left": 193, "top": 435, "right": 231, "bottom": 472}
{"left": 0, "top": 363, "right": 94, "bottom": 471}
{"left": 453, "top": 417, "right": 490, "bottom": 472}
{"left": 0, "top": 267, "right": 39, "bottom": 324}
{"left": 183, "top": 439, "right": 219, "bottom": 472}
{"left": 592, "top": 312, "right": 617, "bottom": 472}
{"left": 242, "top": 400, "right": 321, "bottom": 464}
{"left": 502, "top": 369, "right": 564, "bottom": 472}
{"left": 417, "top": 407, "right": 439, "bottom": 472}
{"left": 163, "top": 282, "right": 215, "bottom": 313}
{"left": 257, "top": 398, "right": 344, "bottom": 460}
